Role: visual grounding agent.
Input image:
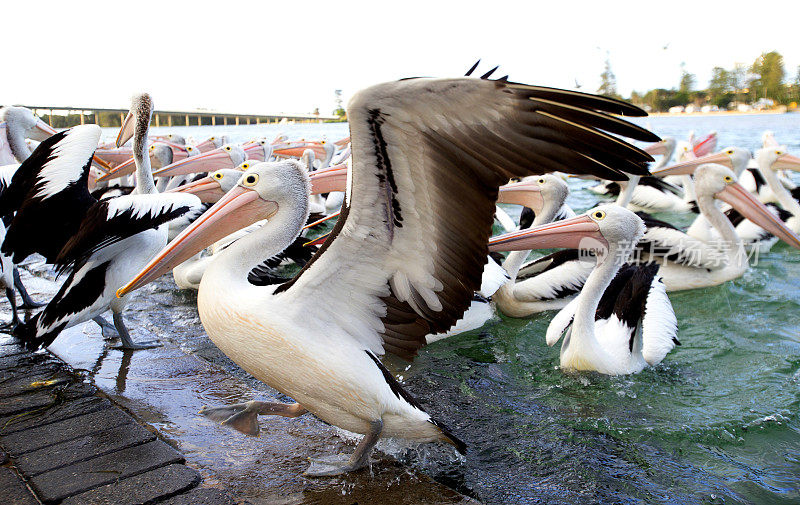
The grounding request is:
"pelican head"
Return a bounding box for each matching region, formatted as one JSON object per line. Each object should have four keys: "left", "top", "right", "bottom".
{"left": 756, "top": 147, "right": 800, "bottom": 173}
{"left": 117, "top": 93, "right": 153, "bottom": 148}
{"left": 497, "top": 174, "right": 567, "bottom": 219}
{"left": 651, "top": 147, "right": 752, "bottom": 178}
{"left": 1, "top": 106, "right": 56, "bottom": 141}
{"left": 488, "top": 204, "right": 644, "bottom": 261}
{"left": 169, "top": 169, "right": 243, "bottom": 202}
{"left": 694, "top": 163, "right": 800, "bottom": 249}
{"left": 117, "top": 160, "right": 310, "bottom": 296}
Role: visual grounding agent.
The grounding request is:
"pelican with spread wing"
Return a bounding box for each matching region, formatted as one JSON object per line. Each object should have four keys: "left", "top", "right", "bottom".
{"left": 117, "top": 74, "right": 656, "bottom": 475}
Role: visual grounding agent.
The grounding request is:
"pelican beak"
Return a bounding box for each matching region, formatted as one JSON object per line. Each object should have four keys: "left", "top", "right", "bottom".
{"left": 716, "top": 182, "right": 800, "bottom": 249}
{"left": 116, "top": 112, "right": 135, "bottom": 147}
{"left": 243, "top": 142, "right": 271, "bottom": 162}
{"left": 195, "top": 138, "right": 217, "bottom": 152}
{"left": 334, "top": 136, "right": 350, "bottom": 147}
{"left": 488, "top": 214, "right": 607, "bottom": 252}
{"left": 29, "top": 119, "right": 57, "bottom": 141}
{"left": 693, "top": 133, "right": 717, "bottom": 157}
{"left": 91, "top": 155, "right": 114, "bottom": 173}
{"left": 96, "top": 157, "right": 136, "bottom": 182}
{"left": 772, "top": 153, "right": 800, "bottom": 172}
{"left": 643, "top": 140, "right": 667, "bottom": 156}
{"left": 651, "top": 151, "right": 732, "bottom": 177}
{"left": 309, "top": 164, "right": 348, "bottom": 194}
{"left": 302, "top": 211, "right": 340, "bottom": 230}
{"left": 167, "top": 176, "right": 225, "bottom": 203}
{"left": 305, "top": 231, "right": 330, "bottom": 247}
{"left": 117, "top": 186, "right": 278, "bottom": 296}
{"left": 497, "top": 180, "right": 543, "bottom": 211}
{"left": 152, "top": 147, "right": 238, "bottom": 178}
{"left": 273, "top": 143, "right": 326, "bottom": 159}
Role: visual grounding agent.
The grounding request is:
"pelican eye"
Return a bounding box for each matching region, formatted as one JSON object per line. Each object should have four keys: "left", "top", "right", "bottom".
{"left": 243, "top": 174, "right": 259, "bottom": 186}
{"left": 213, "top": 172, "right": 224, "bottom": 180}
{"left": 724, "top": 175, "right": 733, "bottom": 183}
{"left": 225, "top": 146, "right": 232, "bottom": 151}
{"left": 210, "top": 137, "right": 215, "bottom": 140}
{"left": 187, "top": 146, "right": 193, "bottom": 151}
{"left": 592, "top": 210, "right": 606, "bottom": 220}
{"left": 537, "top": 178, "right": 545, "bottom": 184}
{"left": 776, "top": 150, "right": 784, "bottom": 155}
{"left": 726, "top": 149, "right": 734, "bottom": 155}
{"left": 241, "top": 163, "right": 249, "bottom": 169}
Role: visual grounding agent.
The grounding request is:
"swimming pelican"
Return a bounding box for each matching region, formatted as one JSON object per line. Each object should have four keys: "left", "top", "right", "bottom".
{"left": 633, "top": 164, "right": 800, "bottom": 291}
{"left": 490, "top": 205, "right": 678, "bottom": 374}
{"left": 117, "top": 75, "right": 656, "bottom": 475}
{"left": 0, "top": 94, "right": 203, "bottom": 349}
{"left": 0, "top": 106, "right": 57, "bottom": 164}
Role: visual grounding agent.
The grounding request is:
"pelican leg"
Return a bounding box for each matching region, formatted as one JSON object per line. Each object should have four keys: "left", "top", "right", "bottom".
{"left": 199, "top": 400, "right": 307, "bottom": 436}
{"left": 304, "top": 419, "right": 382, "bottom": 477}
{"left": 110, "top": 312, "right": 161, "bottom": 350}
{"left": 93, "top": 316, "right": 119, "bottom": 339}
{"left": 14, "top": 269, "right": 45, "bottom": 309}
{"left": 0, "top": 288, "right": 20, "bottom": 331}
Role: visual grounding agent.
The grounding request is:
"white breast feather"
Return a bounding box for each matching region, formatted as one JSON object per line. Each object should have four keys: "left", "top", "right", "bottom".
{"left": 640, "top": 275, "right": 678, "bottom": 365}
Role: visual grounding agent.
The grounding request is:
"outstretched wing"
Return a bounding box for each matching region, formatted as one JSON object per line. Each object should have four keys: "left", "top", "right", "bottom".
{"left": 275, "top": 77, "right": 657, "bottom": 360}
{"left": 55, "top": 193, "right": 203, "bottom": 273}
{"left": 0, "top": 125, "right": 100, "bottom": 263}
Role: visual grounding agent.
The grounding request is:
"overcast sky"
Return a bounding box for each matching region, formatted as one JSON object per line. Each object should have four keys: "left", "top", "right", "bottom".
{"left": 4, "top": 0, "right": 798, "bottom": 115}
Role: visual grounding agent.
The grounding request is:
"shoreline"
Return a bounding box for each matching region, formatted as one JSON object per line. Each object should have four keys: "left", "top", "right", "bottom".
{"left": 646, "top": 109, "right": 794, "bottom": 118}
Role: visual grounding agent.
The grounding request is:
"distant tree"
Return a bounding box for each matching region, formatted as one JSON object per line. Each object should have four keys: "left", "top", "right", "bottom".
{"left": 750, "top": 51, "right": 786, "bottom": 103}
{"left": 729, "top": 63, "right": 749, "bottom": 103}
{"left": 597, "top": 57, "right": 621, "bottom": 99}
{"left": 643, "top": 88, "right": 677, "bottom": 112}
{"left": 629, "top": 90, "right": 643, "bottom": 105}
{"left": 707, "top": 66, "right": 733, "bottom": 108}
{"left": 674, "top": 63, "right": 695, "bottom": 105}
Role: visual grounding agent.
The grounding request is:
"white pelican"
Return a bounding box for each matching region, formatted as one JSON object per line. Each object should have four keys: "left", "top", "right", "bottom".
{"left": 0, "top": 94, "right": 202, "bottom": 349}
{"left": 196, "top": 135, "right": 230, "bottom": 152}
{"left": 632, "top": 164, "right": 800, "bottom": 291}
{"left": 490, "top": 205, "right": 678, "bottom": 374}
{"left": 0, "top": 106, "right": 57, "bottom": 164}
{"left": 117, "top": 75, "right": 656, "bottom": 475}
{"left": 492, "top": 175, "right": 593, "bottom": 318}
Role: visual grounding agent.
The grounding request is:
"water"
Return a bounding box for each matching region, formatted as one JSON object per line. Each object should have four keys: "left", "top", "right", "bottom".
{"left": 56, "top": 114, "right": 800, "bottom": 503}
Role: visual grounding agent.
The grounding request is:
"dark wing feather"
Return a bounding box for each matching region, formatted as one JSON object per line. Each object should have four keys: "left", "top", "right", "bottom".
{"left": 0, "top": 126, "right": 100, "bottom": 263}
{"left": 55, "top": 194, "right": 202, "bottom": 274}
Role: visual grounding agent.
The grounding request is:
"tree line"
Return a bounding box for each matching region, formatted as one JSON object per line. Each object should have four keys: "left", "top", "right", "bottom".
{"left": 598, "top": 51, "right": 800, "bottom": 112}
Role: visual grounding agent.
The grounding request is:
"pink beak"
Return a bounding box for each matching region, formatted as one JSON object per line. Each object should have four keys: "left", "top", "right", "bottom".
{"left": 153, "top": 146, "right": 239, "bottom": 178}
{"left": 488, "top": 214, "right": 607, "bottom": 253}
{"left": 716, "top": 182, "right": 800, "bottom": 249}
{"left": 496, "top": 180, "right": 544, "bottom": 211}
{"left": 309, "top": 164, "right": 348, "bottom": 194}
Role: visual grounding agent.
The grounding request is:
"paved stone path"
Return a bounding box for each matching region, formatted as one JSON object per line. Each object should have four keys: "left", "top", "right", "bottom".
{"left": 0, "top": 336, "right": 238, "bottom": 505}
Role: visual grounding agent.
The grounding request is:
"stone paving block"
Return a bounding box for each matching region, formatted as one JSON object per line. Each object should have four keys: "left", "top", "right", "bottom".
{"left": 0, "top": 395, "right": 110, "bottom": 435}
{"left": 1, "top": 406, "right": 133, "bottom": 455}
{"left": 160, "top": 487, "right": 237, "bottom": 505}
{"left": 0, "top": 467, "right": 39, "bottom": 505}
{"left": 15, "top": 421, "right": 156, "bottom": 475}
{"left": 0, "top": 381, "right": 96, "bottom": 417}
{"left": 60, "top": 463, "right": 201, "bottom": 505}
{"left": 0, "top": 369, "right": 75, "bottom": 399}
{"left": 29, "top": 439, "right": 184, "bottom": 503}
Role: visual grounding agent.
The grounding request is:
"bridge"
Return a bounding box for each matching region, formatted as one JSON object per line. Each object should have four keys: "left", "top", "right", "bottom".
{"left": 14, "top": 105, "right": 342, "bottom": 128}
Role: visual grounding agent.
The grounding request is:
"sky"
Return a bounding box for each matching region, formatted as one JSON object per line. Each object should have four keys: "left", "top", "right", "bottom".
{"left": 4, "top": 0, "right": 799, "bottom": 116}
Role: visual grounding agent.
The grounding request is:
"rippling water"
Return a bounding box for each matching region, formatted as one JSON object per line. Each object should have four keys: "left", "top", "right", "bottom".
{"left": 98, "top": 114, "right": 799, "bottom": 504}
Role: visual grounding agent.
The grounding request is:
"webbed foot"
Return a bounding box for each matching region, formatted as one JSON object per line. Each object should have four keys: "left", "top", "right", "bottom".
{"left": 303, "top": 454, "right": 370, "bottom": 477}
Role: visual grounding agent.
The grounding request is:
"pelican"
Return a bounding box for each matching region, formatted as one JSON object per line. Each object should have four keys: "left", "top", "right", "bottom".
{"left": 489, "top": 205, "right": 678, "bottom": 374}
{"left": 0, "top": 106, "right": 57, "bottom": 164}
{"left": 492, "top": 175, "right": 595, "bottom": 318}
{"left": 0, "top": 94, "right": 202, "bottom": 349}
{"left": 632, "top": 164, "right": 800, "bottom": 291}
{"left": 196, "top": 135, "right": 230, "bottom": 152}
{"left": 117, "top": 75, "right": 655, "bottom": 475}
